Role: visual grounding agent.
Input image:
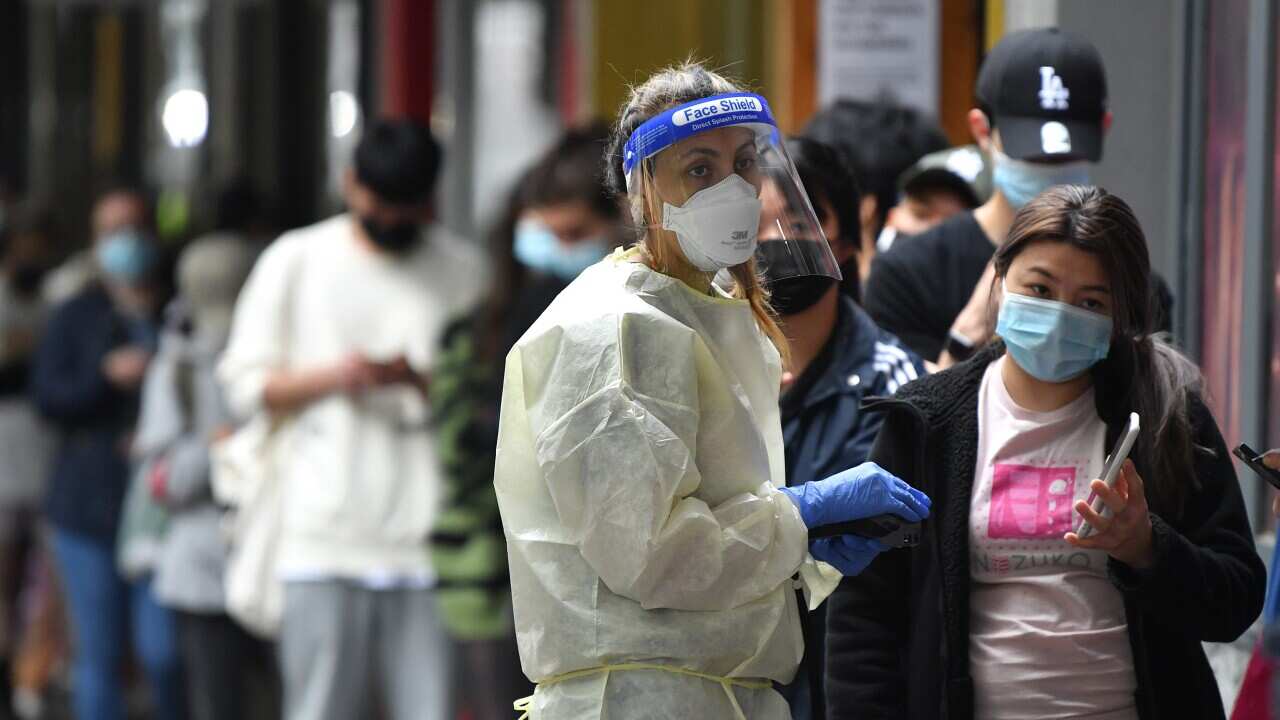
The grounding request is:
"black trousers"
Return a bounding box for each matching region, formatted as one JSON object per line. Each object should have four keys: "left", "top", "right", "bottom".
{"left": 176, "top": 611, "right": 279, "bottom": 720}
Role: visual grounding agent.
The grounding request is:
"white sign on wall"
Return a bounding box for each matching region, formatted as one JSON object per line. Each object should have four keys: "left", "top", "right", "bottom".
{"left": 817, "top": 0, "right": 940, "bottom": 116}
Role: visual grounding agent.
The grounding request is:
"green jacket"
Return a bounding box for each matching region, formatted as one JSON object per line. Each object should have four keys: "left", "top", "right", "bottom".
{"left": 430, "top": 317, "right": 512, "bottom": 640}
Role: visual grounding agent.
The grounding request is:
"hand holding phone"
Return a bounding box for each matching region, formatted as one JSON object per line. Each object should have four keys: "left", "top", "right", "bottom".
{"left": 1232, "top": 443, "right": 1280, "bottom": 491}
{"left": 1076, "top": 413, "right": 1140, "bottom": 539}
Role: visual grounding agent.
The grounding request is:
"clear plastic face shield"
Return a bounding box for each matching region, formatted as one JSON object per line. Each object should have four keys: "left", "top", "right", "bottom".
{"left": 623, "top": 93, "right": 842, "bottom": 282}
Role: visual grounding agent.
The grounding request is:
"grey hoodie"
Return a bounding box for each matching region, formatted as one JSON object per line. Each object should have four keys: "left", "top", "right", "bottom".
{"left": 132, "top": 303, "right": 237, "bottom": 613}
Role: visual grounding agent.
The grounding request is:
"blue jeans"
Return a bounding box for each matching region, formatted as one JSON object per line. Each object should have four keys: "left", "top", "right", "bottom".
{"left": 52, "top": 529, "right": 185, "bottom": 720}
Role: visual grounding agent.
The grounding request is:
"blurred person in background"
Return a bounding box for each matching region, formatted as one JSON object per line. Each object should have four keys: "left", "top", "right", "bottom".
{"left": 880, "top": 145, "right": 988, "bottom": 250}
{"left": 10, "top": 557, "right": 66, "bottom": 720}
{"left": 801, "top": 100, "right": 949, "bottom": 291}
{"left": 0, "top": 210, "right": 58, "bottom": 719}
{"left": 764, "top": 137, "right": 925, "bottom": 720}
{"left": 42, "top": 187, "right": 149, "bottom": 306}
{"left": 134, "top": 236, "right": 276, "bottom": 720}
{"left": 211, "top": 178, "right": 275, "bottom": 248}
{"left": 30, "top": 189, "right": 183, "bottom": 720}
{"left": 432, "top": 121, "right": 620, "bottom": 719}
{"left": 218, "top": 119, "right": 486, "bottom": 720}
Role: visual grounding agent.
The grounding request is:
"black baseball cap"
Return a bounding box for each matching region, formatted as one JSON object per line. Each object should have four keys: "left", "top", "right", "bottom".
{"left": 899, "top": 145, "right": 991, "bottom": 208}
{"left": 976, "top": 28, "right": 1108, "bottom": 162}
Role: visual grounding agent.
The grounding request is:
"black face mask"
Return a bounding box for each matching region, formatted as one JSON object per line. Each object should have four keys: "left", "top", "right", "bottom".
{"left": 757, "top": 238, "right": 838, "bottom": 316}
{"left": 359, "top": 217, "right": 421, "bottom": 254}
{"left": 10, "top": 264, "right": 46, "bottom": 298}
{"left": 768, "top": 275, "right": 837, "bottom": 316}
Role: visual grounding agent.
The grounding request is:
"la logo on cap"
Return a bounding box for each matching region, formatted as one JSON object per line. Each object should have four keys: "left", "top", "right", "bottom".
{"left": 1038, "top": 66, "right": 1070, "bottom": 110}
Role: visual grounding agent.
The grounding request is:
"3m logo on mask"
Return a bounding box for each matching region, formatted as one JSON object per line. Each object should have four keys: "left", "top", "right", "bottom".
{"left": 1038, "top": 66, "right": 1070, "bottom": 110}
{"left": 731, "top": 230, "right": 750, "bottom": 241}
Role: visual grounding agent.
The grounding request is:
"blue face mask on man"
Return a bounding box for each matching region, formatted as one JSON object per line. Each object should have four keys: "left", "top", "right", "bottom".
{"left": 513, "top": 219, "right": 609, "bottom": 282}
{"left": 96, "top": 228, "right": 159, "bottom": 286}
{"left": 991, "top": 149, "right": 1091, "bottom": 209}
{"left": 996, "top": 283, "right": 1113, "bottom": 383}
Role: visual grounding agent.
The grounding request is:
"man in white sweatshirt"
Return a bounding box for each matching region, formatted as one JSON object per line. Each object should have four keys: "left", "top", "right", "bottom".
{"left": 219, "top": 119, "right": 486, "bottom": 720}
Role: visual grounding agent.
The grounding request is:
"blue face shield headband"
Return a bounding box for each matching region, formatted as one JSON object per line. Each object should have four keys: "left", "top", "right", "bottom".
{"left": 622, "top": 92, "right": 778, "bottom": 194}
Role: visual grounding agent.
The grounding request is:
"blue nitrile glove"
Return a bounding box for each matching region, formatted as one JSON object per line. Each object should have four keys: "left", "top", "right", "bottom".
{"left": 810, "top": 535, "right": 888, "bottom": 576}
{"left": 778, "top": 462, "right": 931, "bottom": 529}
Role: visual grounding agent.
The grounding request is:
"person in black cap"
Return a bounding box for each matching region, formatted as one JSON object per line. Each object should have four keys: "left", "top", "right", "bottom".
{"left": 861, "top": 27, "right": 1111, "bottom": 364}
{"left": 879, "top": 145, "right": 989, "bottom": 251}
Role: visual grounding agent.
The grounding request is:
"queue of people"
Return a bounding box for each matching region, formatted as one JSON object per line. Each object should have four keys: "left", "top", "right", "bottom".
{"left": 495, "top": 28, "right": 1266, "bottom": 720}
{"left": 0, "top": 21, "right": 1271, "bottom": 720}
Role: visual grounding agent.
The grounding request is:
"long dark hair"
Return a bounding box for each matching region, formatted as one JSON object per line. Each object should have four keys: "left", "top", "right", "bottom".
{"left": 993, "top": 185, "right": 1203, "bottom": 517}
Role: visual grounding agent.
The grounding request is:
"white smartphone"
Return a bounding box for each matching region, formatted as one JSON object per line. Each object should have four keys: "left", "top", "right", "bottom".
{"left": 1075, "top": 412, "right": 1140, "bottom": 539}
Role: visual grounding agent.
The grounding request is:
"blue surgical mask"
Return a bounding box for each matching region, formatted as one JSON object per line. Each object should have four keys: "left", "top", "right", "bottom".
{"left": 96, "top": 228, "right": 158, "bottom": 286}
{"left": 991, "top": 149, "right": 1091, "bottom": 209}
{"left": 996, "top": 283, "right": 1113, "bottom": 383}
{"left": 513, "top": 220, "right": 608, "bottom": 282}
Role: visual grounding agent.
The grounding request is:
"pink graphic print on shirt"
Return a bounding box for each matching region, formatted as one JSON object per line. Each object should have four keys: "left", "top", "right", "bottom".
{"left": 988, "top": 464, "right": 1077, "bottom": 539}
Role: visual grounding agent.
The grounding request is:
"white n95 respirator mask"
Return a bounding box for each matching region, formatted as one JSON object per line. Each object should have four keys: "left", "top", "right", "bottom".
{"left": 661, "top": 174, "right": 763, "bottom": 272}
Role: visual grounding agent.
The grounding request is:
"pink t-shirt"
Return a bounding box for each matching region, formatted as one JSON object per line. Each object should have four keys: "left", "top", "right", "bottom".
{"left": 969, "top": 357, "right": 1137, "bottom": 719}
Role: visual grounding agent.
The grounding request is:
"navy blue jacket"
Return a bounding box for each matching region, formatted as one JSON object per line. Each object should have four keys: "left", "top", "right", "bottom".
{"left": 780, "top": 294, "right": 925, "bottom": 720}
{"left": 32, "top": 285, "right": 153, "bottom": 542}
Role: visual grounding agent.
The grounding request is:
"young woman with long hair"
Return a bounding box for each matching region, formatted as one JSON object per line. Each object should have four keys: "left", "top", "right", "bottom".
{"left": 825, "top": 185, "right": 1264, "bottom": 720}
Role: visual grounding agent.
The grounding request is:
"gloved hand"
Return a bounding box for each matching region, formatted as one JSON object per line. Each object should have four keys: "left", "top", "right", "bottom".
{"left": 778, "top": 462, "right": 931, "bottom": 529}
{"left": 810, "top": 535, "right": 888, "bottom": 577}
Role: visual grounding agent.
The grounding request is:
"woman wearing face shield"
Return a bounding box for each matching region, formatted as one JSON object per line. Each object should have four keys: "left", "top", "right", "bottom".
{"left": 494, "top": 63, "right": 930, "bottom": 720}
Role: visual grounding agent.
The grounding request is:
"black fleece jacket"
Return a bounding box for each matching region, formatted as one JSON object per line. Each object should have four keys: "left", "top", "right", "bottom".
{"left": 824, "top": 344, "right": 1266, "bottom": 720}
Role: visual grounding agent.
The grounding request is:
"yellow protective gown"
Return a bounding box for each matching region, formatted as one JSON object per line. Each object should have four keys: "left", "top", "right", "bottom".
{"left": 495, "top": 250, "right": 836, "bottom": 719}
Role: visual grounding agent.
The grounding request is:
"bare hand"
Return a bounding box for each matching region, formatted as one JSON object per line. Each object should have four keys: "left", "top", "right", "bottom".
{"left": 936, "top": 261, "right": 999, "bottom": 369}
{"left": 373, "top": 355, "right": 415, "bottom": 385}
{"left": 335, "top": 354, "right": 381, "bottom": 395}
{"left": 1, "top": 328, "right": 35, "bottom": 361}
{"left": 1264, "top": 451, "right": 1280, "bottom": 516}
{"left": 102, "top": 347, "right": 151, "bottom": 389}
{"left": 208, "top": 424, "right": 235, "bottom": 445}
{"left": 147, "top": 457, "right": 170, "bottom": 501}
{"left": 780, "top": 370, "right": 797, "bottom": 393}
{"left": 1264, "top": 451, "right": 1280, "bottom": 471}
{"left": 371, "top": 355, "right": 430, "bottom": 394}
{"left": 1064, "top": 460, "right": 1155, "bottom": 568}
{"left": 953, "top": 261, "right": 1000, "bottom": 343}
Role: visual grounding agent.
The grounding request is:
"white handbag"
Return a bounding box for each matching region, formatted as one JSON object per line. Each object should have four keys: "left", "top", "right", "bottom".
{"left": 211, "top": 415, "right": 286, "bottom": 638}
{"left": 210, "top": 248, "right": 299, "bottom": 639}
